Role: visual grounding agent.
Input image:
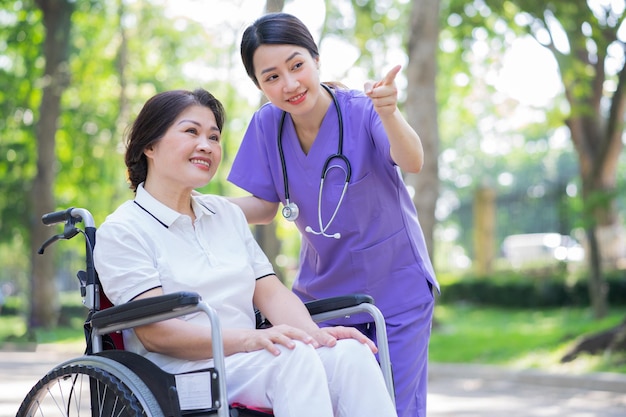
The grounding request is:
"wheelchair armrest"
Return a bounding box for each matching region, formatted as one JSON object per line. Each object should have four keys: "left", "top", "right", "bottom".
{"left": 91, "top": 291, "right": 201, "bottom": 330}
{"left": 304, "top": 293, "right": 374, "bottom": 316}
{"left": 305, "top": 293, "right": 395, "bottom": 403}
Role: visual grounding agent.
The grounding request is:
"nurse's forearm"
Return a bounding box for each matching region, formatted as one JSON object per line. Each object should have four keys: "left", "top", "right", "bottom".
{"left": 383, "top": 109, "right": 424, "bottom": 173}
{"left": 228, "top": 195, "right": 279, "bottom": 224}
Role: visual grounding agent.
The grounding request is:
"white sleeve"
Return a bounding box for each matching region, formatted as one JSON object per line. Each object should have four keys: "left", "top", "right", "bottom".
{"left": 94, "top": 221, "right": 162, "bottom": 305}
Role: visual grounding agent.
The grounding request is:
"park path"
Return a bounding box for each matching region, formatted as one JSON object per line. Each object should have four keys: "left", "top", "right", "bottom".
{"left": 2, "top": 345, "right": 626, "bottom": 417}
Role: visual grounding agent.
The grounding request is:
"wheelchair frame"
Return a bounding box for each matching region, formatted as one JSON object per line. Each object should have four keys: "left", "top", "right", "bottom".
{"left": 17, "top": 207, "right": 394, "bottom": 417}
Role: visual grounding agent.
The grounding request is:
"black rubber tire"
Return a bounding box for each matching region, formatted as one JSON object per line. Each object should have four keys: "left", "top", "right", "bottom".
{"left": 17, "top": 363, "right": 148, "bottom": 417}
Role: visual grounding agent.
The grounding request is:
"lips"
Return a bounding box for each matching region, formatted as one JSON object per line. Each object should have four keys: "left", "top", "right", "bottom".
{"left": 287, "top": 91, "right": 306, "bottom": 104}
{"left": 190, "top": 158, "right": 211, "bottom": 169}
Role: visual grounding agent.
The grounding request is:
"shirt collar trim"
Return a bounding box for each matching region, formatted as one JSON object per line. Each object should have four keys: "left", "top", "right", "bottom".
{"left": 134, "top": 184, "right": 217, "bottom": 228}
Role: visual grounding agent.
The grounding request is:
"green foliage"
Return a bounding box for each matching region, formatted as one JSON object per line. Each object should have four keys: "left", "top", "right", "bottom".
{"left": 437, "top": 269, "right": 626, "bottom": 308}
{"left": 0, "top": 1, "right": 44, "bottom": 247}
{"left": 322, "top": 0, "right": 410, "bottom": 83}
{"left": 0, "top": 0, "right": 258, "bottom": 307}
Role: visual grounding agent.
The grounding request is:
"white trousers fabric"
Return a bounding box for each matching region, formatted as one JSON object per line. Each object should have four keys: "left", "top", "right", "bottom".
{"left": 224, "top": 338, "right": 397, "bottom": 417}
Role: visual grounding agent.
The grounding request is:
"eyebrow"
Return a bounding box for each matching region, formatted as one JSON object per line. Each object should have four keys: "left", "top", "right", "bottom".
{"left": 259, "top": 51, "right": 303, "bottom": 75}
{"left": 177, "top": 119, "right": 201, "bottom": 126}
{"left": 177, "top": 119, "right": 220, "bottom": 132}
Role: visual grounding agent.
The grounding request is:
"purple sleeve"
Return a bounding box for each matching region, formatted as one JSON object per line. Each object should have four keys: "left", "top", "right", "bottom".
{"left": 366, "top": 97, "right": 395, "bottom": 166}
{"left": 227, "top": 106, "right": 281, "bottom": 203}
{"left": 344, "top": 89, "right": 394, "bottom": 167}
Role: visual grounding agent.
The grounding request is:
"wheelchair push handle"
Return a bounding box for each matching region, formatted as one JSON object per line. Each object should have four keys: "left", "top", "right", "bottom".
{"left": 42, "top": 207, "right": 76, "bottom": 226}
{"left": 38, "top": 207, "right": 96, "bottom": 254}
{"left": 42, "top": 207, "right": 96, "bottom": 227}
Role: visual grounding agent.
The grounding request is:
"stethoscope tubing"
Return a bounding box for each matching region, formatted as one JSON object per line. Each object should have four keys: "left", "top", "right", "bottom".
{"left": 277, "top": 84, "right": 351, "bottom": 238}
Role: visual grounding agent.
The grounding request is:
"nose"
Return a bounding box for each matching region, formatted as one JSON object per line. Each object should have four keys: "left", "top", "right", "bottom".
{"left": 283, "top": 74, "right": 300, "bottom": 92}
{"left": 197, "top": 135, "right": 217, "bottom": 152}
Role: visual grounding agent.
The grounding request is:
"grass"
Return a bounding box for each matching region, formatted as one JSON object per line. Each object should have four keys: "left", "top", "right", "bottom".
{"left": 0, "top": 314, "right": 85, "bottom": 345}
{"left": 0, "top": 292, "right": 87, "bottom": 346}
{"left": 430, "top": 303, "right": 626, "bottom": 374}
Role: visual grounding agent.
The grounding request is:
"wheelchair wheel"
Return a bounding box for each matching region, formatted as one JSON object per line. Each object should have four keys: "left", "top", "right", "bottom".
{"left": 17, "top": 356, "right": 165, "bottom": 417}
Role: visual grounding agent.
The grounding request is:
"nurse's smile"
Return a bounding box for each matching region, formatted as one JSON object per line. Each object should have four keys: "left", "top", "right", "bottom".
{"left": 288, "top": 91, "right": 307, "bottom": 105}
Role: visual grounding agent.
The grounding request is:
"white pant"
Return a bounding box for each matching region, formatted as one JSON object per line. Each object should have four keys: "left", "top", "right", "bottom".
{"left": 225, "top": 339, "right": 397, "bottom": 417}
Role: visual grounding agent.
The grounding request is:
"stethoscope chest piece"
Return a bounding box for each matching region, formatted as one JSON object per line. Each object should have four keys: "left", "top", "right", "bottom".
{"left": 282, "top": 201, "right": 299, "bottom": 221}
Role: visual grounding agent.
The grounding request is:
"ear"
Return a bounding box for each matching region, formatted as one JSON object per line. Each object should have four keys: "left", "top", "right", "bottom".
{"left": 143, "top": 145, "right": 155, "bottom": 158}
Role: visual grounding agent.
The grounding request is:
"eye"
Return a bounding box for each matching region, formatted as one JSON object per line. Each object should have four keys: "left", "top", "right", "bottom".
{"left": 292, "top": 62, "right": 304, "bottom": 71}
{"left": 209, "top": 134, "right": 221, "bottom": 142}
{"left": 185, "top": 127, "right": 198, "bottom": 135}
{"left": 264, "top": 73, "right": 278, "bottom": 83}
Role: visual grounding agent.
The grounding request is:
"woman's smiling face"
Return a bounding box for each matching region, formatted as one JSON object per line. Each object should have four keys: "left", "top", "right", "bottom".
{"left": 144, "top": 105, "right": 222, "bottom": 191}
{"left": 253, "top": 44, "right": 322, "bottom": 115}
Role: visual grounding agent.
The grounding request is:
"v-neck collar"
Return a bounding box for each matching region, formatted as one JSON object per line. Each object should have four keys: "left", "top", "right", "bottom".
{"left": 283, "top": 100, "right": 340, "bottom": 164}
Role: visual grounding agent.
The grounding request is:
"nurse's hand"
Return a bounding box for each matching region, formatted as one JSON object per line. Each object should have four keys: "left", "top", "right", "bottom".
{"left": 364, "top": 65, "right": 401, "bottom": 117}
{"left": 310, "top": 326, "right": 379, "bottom": 354}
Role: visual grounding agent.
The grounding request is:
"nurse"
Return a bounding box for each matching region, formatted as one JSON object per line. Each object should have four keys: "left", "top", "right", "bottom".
{"left": 228, "top": 12, "right": 439, "bottom": 417}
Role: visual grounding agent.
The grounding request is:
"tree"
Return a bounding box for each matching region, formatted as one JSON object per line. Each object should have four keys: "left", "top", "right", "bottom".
{"left": 29, "top": 0, "right": 74, "bottom": 329}
{"left": 448, "top": 0, "right": 625, "bottom": 319}
{"left": 445, "top": 0, "right": 626, "bottom": 358}
{"left": 405, "top": 0, "right": 442, "bottom": 259}
{"left": 0, "top": 0, "right": 252, "bottom": 332}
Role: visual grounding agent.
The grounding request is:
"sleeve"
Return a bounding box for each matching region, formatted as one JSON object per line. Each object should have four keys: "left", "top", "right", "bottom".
{"left": 366, "top": 97, "right": 395, "bottom": 166}
{"left": 93, "top": 220, "right": 163, "bottom": 305}
{"left": 227, "top": 107, "right": 282, "bottom": 203}
{"left": 227, "top": 198, "right": 276, "bottom": 279}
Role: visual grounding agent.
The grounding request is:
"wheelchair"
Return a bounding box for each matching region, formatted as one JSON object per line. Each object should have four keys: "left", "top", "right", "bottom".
{"left": 17, "top": 207, "right": 395, "bottom": 417}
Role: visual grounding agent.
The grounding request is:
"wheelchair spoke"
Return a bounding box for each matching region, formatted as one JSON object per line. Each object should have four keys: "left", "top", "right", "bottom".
{"left": 17, "top": 364, "right": 147, "bottom": 417}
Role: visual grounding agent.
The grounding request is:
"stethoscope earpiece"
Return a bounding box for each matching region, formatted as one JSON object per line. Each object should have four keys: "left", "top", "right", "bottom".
{"left": 279, "top": 83, "right": 350, "bottom": 239}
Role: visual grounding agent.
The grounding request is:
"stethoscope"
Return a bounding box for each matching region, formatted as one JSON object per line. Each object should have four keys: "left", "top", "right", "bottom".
{"left": 278, "top": 83, "right": 351, "bottom": 239}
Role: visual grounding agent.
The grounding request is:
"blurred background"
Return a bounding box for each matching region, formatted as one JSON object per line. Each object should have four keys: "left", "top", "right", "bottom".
{"left": 1, "top": 0, "right": 626, "bottom": 371}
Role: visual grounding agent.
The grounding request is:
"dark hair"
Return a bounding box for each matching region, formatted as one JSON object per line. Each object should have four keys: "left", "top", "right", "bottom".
{"left": 125, "top": 88, "right": 225, "bottom": 191}
{"left": 241, "top": 13, "right": 319, "bottom": 87}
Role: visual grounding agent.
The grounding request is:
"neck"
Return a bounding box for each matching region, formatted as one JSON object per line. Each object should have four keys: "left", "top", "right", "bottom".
{"left": 143, "top": 180, "right": 194, "bottom": 218}
{"left": 290, "top": 85, "right": 333, "bottom": 153}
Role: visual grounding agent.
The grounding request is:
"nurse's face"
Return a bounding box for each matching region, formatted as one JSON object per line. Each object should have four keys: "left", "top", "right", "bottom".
{"left": 144, "top": 105, "right": 222, "bottom": 192}
{"left": 253, "top": 44, "right": 322, "bottom": 116}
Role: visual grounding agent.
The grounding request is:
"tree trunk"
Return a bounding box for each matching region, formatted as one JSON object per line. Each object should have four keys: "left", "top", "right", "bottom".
{"left": 404, "top": 0, "right": 441, "bottom": 261}
{"left": 252, "top": 0, "right": 286, "bottom": 282}
{"left": 29, "top": 0, "right": 73, "bottom": 329}
{"left": 584, "top": 226, "right": 608, "bottom": 319}
{"left": 473, "top": 184, "right": 496, "bottom": 276}
{"left": 562, "top": 31, "right": 626, "bottom": 319}
{"left": 566, "top": 112, "right": 622, "bottom": 319}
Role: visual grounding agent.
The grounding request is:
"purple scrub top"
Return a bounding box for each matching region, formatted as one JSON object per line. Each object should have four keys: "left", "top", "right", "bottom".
{"left": 228, "top": 87, "right": 438, "bottom": 321}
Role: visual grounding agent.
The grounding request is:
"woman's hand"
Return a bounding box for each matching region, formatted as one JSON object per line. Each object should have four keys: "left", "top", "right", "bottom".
{"left": 235, "top": 324, "right": 319, "bottom": 356}
{"left": 309, "top": 326, "right": 379, "bottom": 354}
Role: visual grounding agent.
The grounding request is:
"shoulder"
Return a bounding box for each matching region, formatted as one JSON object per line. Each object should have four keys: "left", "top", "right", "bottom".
{"left": 335, "top": 88, "right": 373, "bottom": 112}
{"left": 100, "top": 199, "right": 139, "bottom": 227}
{"left": 194, "top": 193, "right": 246, "bottom": 220}
{"left": 253, "top": 101, "right": 283, "bottom": 123}
{"left": 97, "top": 200, "right": 149, "bottom": 238}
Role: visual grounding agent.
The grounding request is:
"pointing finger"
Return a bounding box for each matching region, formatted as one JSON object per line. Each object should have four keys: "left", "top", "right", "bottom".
{"left": 381, "top": 64, "right": 401, "bottom": 86}
{"left": 364, "top": 64, "right": 402, "bottom": 94}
